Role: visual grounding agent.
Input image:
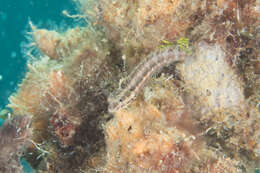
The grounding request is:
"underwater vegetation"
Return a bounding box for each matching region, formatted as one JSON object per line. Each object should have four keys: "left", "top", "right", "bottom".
{"left": 0, "top": 0, "right": 259, "bottom": 172}
{"left": 0, "top": 114, "right": 32, "bottom": 172}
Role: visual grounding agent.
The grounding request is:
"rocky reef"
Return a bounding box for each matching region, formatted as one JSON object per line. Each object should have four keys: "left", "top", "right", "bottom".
{"left": 0, "top": 115, "right": 32, "bottom": 172}
{"left": 1, "top": 0, "right": 259, "bottom": 172}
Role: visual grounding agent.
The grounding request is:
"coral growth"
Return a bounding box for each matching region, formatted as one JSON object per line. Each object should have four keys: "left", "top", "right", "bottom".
{"left": 4, "top": 0, "right": 260, "bottom": 172}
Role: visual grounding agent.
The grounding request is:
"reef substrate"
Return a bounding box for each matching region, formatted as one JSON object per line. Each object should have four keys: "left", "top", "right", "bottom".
{"left": 1, "top": 0, "right": 259, "bottom": 172}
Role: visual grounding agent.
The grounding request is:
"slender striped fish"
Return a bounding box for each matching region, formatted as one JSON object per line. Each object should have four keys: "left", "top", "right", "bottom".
{"left": 108, "top": 47, "right": 190, "bottom": 113}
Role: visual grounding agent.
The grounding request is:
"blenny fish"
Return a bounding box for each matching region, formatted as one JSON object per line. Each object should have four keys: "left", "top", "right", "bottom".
{"left": 108, "top": 47, "right": 190, "bottom": 113}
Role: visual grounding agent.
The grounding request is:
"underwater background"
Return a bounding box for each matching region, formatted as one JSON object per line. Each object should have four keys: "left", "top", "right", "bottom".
{"left": 0, "top": 1, "right": 76, "bottom": 172}
{"left": 0, "top": 0, "right": 259, "bottom": 172}
{"left": 0, "top": 0, "right": 75, "bottom": 109}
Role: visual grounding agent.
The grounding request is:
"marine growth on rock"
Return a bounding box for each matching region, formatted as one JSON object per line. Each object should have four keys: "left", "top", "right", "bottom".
{"left": 1, "top": 0, "right": 259, "bottom": 172}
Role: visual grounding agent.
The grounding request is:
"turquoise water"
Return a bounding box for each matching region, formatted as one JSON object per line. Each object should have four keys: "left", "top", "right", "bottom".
{"left": 0, "top": 118, "right": 4, "bottom": 126}
{"left": 20, "top": 157, "right": 37, "bottom": 173}
{"left": 0, "top": 0, "right": 77, "bottom": 172}
{"left": 0, "top": 0, "right": 77, "bottom": 110}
